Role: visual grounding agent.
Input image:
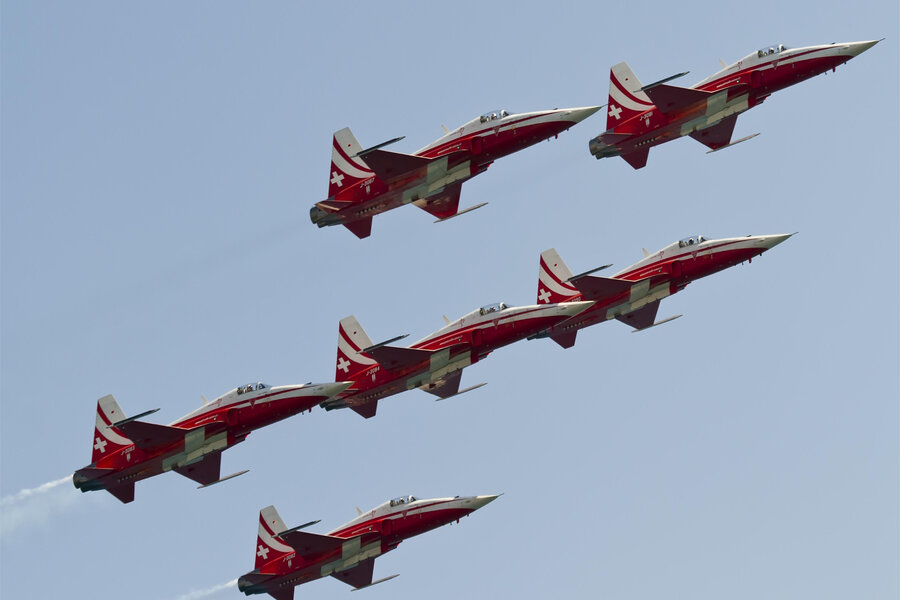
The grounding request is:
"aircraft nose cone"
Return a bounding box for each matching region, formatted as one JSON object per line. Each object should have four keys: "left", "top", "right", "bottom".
{"left": 756, "top": 233, "right": 794, "bottom": 250}
{"left": 469, "top": 494, "right": 501, "bottom": 510}
{"left": 844, "top": 39, "right": 880, "bottom": 57}
{"left": 564, "top": 105, "right": 603, "bottom": 124}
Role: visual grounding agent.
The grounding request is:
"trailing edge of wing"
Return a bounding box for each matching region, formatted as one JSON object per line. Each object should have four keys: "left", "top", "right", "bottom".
{"left": 642, "top": 83, "right": 711, "bottom": 117}
{"left": 365, "top": 345, "right": 434, "bottom": 370}
{"left": 279, "top": 530, "right": 349, "bottom": 557}
{"left": 115, "top": 420, "right": 185, "bottom": 451}
{"left": 569, "top": 275, "right": 633, "bottom": 302}
{"left": 361, "top": 149, "right": 432, "bottom": 182}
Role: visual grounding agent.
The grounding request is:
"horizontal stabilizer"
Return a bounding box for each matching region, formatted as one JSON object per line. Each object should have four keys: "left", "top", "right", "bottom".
{"left": 637, "top": 71, "right": 690, "bottom": 92}
{"left": 569, "top": 275, "right": 633, "bottom": 302}
{"left": 279, "top": 530, "right": 351, "bottom": 557}
{"left": 690, "top": 114, "right": 738, "bottom": 151}
{"left": 568, "top": 264, "right": 613, "bottom": 280}
{"left": 112, "top": 408, "right": 160, "bottom": 426}
{"left": 343, "top": 217, "right": 373, "bottom": 239}
{"left": 174, "top": 451, "right": 222, "bottom": 486}
{"left": 351, "top": 574, "right": 400, "bottom": 591}
{"left": 333, "top": 558, "right": 375, "bottom": 589}
{"left": 549, "top": 330, "right": 578, "bottom": 349}
{"left": 363, "top": 334, "right": 409, "bottom": 353}
{"left": 357, "top": 136, "right": 405, "bottom": 157}
{"left": 350, "top": 400, "right": 378, "bottom": 419}
{"left": 115, "top": 420, "right": 185, "bottom": 452}
{"left": 361, "top": 149, "right": 431, "bottom": 182}
{"left": 621, "top": 147, "right": 649, "bottom": 169}
{"left": 365, "top": 345, "right": 432, "bottom": 371}
{"left": 267, "top": 588, "right": 293, "bottom": 600}
{"left": 642, "top": 84, "right": 711, "bottom": 117}
{"left": 106, "top": 482, "right": 135, "bottom": 504}
{"left": 281, "top": 520, "right": 321, "bottom": 535}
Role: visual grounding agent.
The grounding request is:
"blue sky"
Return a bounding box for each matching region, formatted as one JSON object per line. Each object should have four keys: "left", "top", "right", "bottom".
{"left": 2, "top": 2, "right": 897, "bottom": 599}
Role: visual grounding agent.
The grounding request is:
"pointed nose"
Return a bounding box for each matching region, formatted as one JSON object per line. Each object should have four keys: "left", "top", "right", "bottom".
{"left": 755, "top": 233, "right": 794, "bottom": 250}
{"left": 558, "top": 300, "right": 594, "bottom": 317}
{"left": 563, "top": 105, "right": 603, "bottom": 124}
{"left": 469, "top": 494, "right": 501, "bottom": 510}
{"left": 842, "top": 39, "right": 880, "bottom": 58}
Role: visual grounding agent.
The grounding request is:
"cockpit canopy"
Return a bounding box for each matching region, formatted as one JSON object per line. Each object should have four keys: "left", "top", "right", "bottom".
{"left": 389, "top": 495, "right": 417, "bottom": 507}
{"left": 757, "top": 44, "right": 788, "bottom": 57}
{"left": 479, "top": 302, "right": 508, "bottom": 316}
{"left": 479, "top": 109, "right": 510, "bottom": 124}
{"left": 236, "top": 382, "right": 268, "bottom": 395}
{"left": 678, "top": 235, "right": 706, "bottom": 248}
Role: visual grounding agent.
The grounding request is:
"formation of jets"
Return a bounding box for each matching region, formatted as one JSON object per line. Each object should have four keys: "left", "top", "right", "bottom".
{"left": 69, "top": 38, "right": 878, "bottom": 600}
{"left": 239, "top": 495, "right": 498, "bottom": 598}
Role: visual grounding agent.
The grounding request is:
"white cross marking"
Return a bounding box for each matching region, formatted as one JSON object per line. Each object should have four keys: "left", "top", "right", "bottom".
{"left": 538, "top": 288, "right": 552, "bottom": 304}
{"left": 94, "top": 436, "right": 108, "bottom": 453}
{"left": 337, "top": 356, "right": 351, "bottom": 374}
{"left": 330, "top": 171, "right": 345, "bottom": 188}
{"left": 608, "top": 104, "right": 622, "bottom": 120}
{"left": 257, "top": 544, "right": 269, "bottom": 560}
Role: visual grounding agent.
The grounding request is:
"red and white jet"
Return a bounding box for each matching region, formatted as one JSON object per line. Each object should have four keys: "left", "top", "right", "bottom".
{"left": 238, "top": 494, "right": 499, "bottom": 599}
{"left": 72, "top": 381, "right": 350, "bottom": 503}
{"left": 590, "top": 40, "right": 879, "bottom": 168}
{"left": 311, "top": 105, "right": 600, "bottom": 238}
{"left": 533, "top": 233, "right": 792, "bottom": 347}
{"left": 322, "top": 300, "right": 592, "bottom": 417}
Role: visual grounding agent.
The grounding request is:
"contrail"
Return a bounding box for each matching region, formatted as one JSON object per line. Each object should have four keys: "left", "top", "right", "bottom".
{"left": 173, "top": 578, "right": 238, "bottom": 600}
{"left": 0, "top": 475, "right": 80, "bottom": 536}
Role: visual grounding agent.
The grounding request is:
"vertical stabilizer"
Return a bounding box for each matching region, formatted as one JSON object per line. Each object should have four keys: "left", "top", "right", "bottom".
{"left": 336, "top": 316, "right": 378, "bottom": 382}
{"left": 92, "top": 395, "right": 133, "bottom": 463}
{"left": 538, "top": 249, "right": 579, "bottom": 304}
{"left": 256, "top": 506, "right": 295, "bottom": 571}
{"left": 329, "top": 128, "right": 375, "bottom": 198}
{"left": 607, "top": 62, "right": 655, "bottom": 129}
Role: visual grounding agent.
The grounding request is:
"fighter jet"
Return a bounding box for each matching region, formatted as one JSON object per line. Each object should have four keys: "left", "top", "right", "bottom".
{"left": 311, "top": 105, "right": 601, "bottom": 238}
{"left": 589, "top": 40, "right": 879, "bottom": 168}
{"left": 238, "top": 494, "right": 499, "bottom": 599}
{"left": 322, "top": 300, "right": 593, "bottom": 417}
{"left": 533, "top": 234, "right": 792, "bottom": 347}
{"left": 72, "top": 381, "right": 350, "bottom": 503}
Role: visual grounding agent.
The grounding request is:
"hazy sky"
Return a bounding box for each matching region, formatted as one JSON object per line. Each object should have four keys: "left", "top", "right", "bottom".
{"left": 2, "top": 2, "right": 897, "bottom": 599}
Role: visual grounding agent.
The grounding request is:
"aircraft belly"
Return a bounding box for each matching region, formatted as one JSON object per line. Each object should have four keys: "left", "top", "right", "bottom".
{"left": 320, "top": 540, "right": 382, "bottom": 577}
{"left": 679, "top": 95, "right": 749, "bottom": 137}
{"left": 606, "top": 284, "right": 671, "bottom": 321}
{"left": 404, "top": 352, "right": 472, "bottom": 390}
{"left": 161, "top": 429, "right": 227, "bottom": 472}
{"left": 400, "top": 161, "right": 471, "bottom": 204}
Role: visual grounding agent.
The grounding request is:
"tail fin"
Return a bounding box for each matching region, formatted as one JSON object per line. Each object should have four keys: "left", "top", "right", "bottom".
{"left": 607, "top": 62, "right": 655, "bottom": 129}
{"left": 538, "top": 249, "right": 579, "bottom": 304}
{"left": 329, "top": 128, "right": 375, "bottom": 197}
{"left": 256, "top": 506, "right": 295, "bottom": 571}
{"left": 336, "top": 316, "right": 378, "bottom": 381}
{"left": 92, "top": 395, "right": 133, "bottom": 463}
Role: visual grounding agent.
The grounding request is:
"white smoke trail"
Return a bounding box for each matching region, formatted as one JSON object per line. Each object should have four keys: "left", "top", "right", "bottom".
{"left": 173, "top": 578, "right": 238, "bottom": 600}
{"left": 0, "top": 475, "right": 80, "bottom": 536}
